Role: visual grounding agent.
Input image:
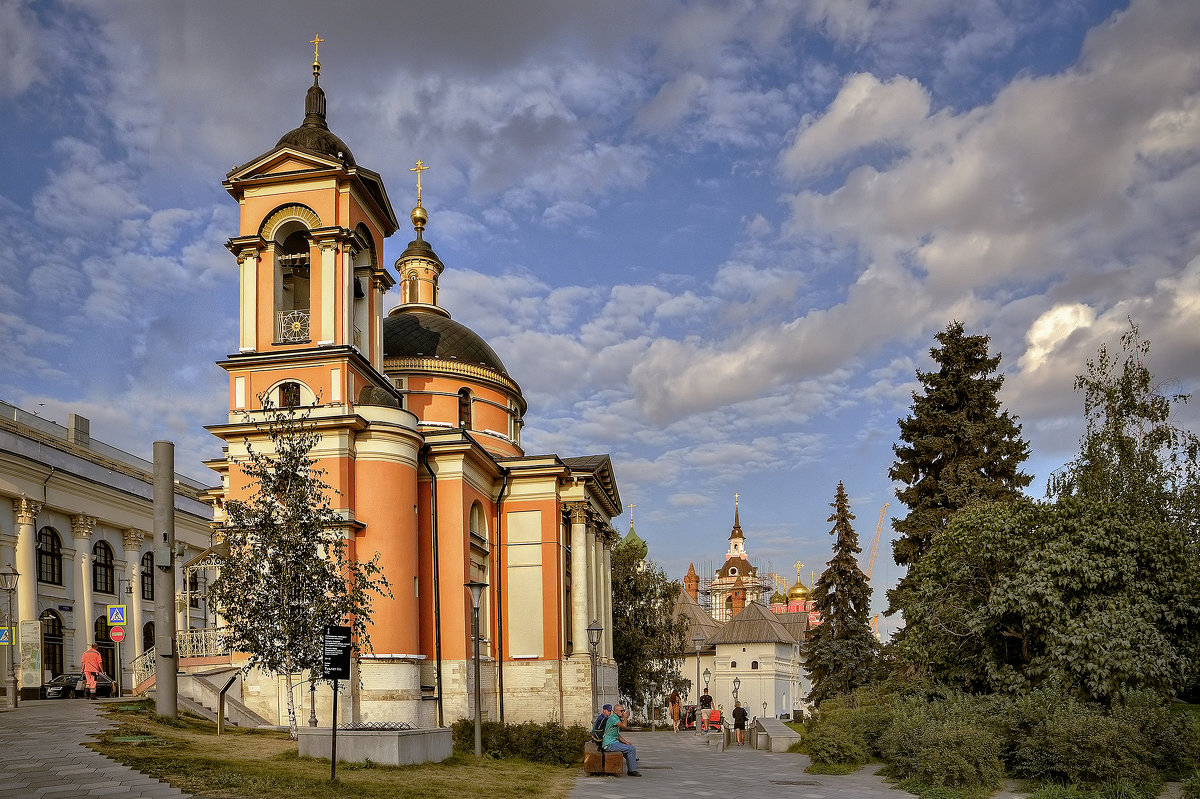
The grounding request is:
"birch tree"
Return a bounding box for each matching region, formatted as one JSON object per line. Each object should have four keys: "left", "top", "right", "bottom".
{"left": 208, "top": 400, "right": 389, "bottom": 739}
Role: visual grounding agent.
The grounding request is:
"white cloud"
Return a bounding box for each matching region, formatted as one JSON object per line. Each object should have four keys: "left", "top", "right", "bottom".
{"left": 0, "top": 0, "right": 44, "bottom": 98}
{"left": 780, "top": 73, "right": 931, "bottom": 179}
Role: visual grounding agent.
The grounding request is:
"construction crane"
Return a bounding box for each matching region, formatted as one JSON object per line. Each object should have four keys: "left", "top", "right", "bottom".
{"left": 866, "top": 503, "right": 888, "bottom": 641}
{"left": 865, "top": 502, "right": 889, "bottom": 580}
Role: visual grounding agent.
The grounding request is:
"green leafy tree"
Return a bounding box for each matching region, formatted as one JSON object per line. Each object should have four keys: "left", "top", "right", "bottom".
{"left": 610, "top": 538, "right": 690, "bottom": 718}
{"left": 888, "top": 321, "right": 1032, "bottom": 620}
{"left": 208, "top": 400, "right": 390, "bottom": 739}
{"left": 900, "top": 496, "right": 1200, "bottom": 701}
{"left": 804, "top": 482, "right": 879, "bottom": 705}
{"left": 1049, "top": 319, "right": 1200, "bottom": 539}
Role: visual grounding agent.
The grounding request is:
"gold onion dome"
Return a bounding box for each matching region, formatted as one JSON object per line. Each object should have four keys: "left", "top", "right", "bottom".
{"left": 787, "top": 579, "right": 810, "bottom": 601}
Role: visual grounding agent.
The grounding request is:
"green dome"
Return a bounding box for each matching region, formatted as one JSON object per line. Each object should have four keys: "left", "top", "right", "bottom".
{"left": 621, "top": 527, "right": 647, "bottom": 560}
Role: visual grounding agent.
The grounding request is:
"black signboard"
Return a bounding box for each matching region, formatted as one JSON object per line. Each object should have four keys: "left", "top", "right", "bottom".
{"left": 322, "top": 625, "right": 352, "bottom": 680}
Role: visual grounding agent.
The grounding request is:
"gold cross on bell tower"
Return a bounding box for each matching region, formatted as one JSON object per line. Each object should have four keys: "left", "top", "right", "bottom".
{"left": 794, "top": 560, "right": 804, "bottom": 578}
{"left": 410, "top": 160, "right": 429, "bottom": 206}
{"left": 310, "top": 34, "right": 324, "bottom": 65}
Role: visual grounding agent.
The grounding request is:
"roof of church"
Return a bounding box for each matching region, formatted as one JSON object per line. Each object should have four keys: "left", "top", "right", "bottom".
{"left": 274, "top": 63, "right": 356, "bottom": 166}
{"left": 716, "top": 555, "right": 756, "bottom": 579}
{"left": 706, "top": 601, "right": 798, "bottom": 646}
{"left": 674, "top": 587, "right": 721, "bottom": 646}
{"left": 772, "top": 609, "right": 809, "bottom": 642}
{"left": 383, "top": 309, "right": 510, "bottom": 375}
{"left": 620, "top": 526, "right": 647, "bottom": 560}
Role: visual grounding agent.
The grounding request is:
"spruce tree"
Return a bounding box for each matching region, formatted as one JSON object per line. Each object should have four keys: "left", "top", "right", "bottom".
{"left": 888, "top": 321, "right": 1031, "bottom": 620}
{"left": 804, "top": 482, "right": 878, "bottom": 706}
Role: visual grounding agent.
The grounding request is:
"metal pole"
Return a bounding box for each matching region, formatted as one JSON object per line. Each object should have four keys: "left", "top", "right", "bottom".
{"left": 6, "top": 591, "right": 15, "bottom": 708}
{"left": 331, "top": 679, "right": 339, "bottom": 782}
{"left": 589, "top": 642, "right": 597, "bottom": 712}
{"left": 309, "top": 678, "right": 318, "bottom": 727}
{"left": 694, "top": 643, "right": 701, "bottom": 737}
{"left": 472, "top": 603, "right": 482, "bottom": 758}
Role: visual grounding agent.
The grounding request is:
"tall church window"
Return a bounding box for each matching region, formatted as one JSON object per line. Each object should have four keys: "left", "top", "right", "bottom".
{"left": 458, "top": 389, "right": 472, "bottom": 430}
{"left": 141, "top": 552, "right": 154, "bottom": 600}
{"left": 406, "top": 270, "right": 420, "bottom": 304}
{"left": 37, "top": 527, "right": 63, "bottom": 585}
{"left": 276, "top": 229, "right": 311, "bottom": 342}
{"left": 751, "top": 661, "right": 760, "bottom": 670}
{"left": 92, "top": 541, "right": 115, "bottom": 594}
{"left": 41, "top": 610, "right": 64, "bottom": 677}
{"left": 469, "top": 501, "right": 489, "bottom": 640}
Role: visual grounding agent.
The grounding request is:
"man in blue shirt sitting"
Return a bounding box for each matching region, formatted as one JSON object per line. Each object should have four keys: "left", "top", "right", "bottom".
{"left": 601, "top": 703, "right": 641, "bottom": 776}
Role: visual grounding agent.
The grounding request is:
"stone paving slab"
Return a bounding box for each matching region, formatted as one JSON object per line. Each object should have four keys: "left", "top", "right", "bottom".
{"left": 0, "top": 701, "right": 193, "bottom": 799}
{"left": 568, "top": 730, "right": 918, "bottom": 799}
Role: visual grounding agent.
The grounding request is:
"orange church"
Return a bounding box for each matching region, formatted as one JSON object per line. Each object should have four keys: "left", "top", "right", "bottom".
{"left": 203, "top": 48, "right": 621, "bottom": 728}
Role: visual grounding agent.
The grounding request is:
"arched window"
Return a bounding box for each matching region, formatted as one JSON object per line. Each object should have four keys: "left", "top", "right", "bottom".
{"left": 94, "top": 616, "right": 116, "bottom": 677}
{"left": 41, "top": 610, "right": 64, "bottom": 677}
{"left": 751, "top": 661, "right": 760, "bottom": 670}
{"left": 279, "top": 381, "right": 301, "bottom": 408}
{"left": 406, "top": 270, "right": 420, "bottom": 304}
{"left": 37, "top": 527, "right": 63, "bottom": 585}
{"left": 468, "top": 501, "right": 489, "bottom": 639}
{"left": 141, "top": 552, "right": 154, "bottom": 600}
{"left": 143, "top": 621, "right": 155, "bottom": 654}
{"left": 457, "top": 388, "right": 472, "bottom": 429}
{"left": 92, "top": 541, "right": 115, "bottom": 594}
{"left": 730, "top": 661, "right": 738, "bottom": 669}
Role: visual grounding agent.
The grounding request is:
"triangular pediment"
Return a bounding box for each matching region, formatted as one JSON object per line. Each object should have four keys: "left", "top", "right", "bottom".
{"left": 226, "top": 146, "right": 340, "bottom": 183}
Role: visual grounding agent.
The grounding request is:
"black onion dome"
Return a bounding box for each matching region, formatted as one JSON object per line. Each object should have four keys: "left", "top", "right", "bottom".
{"left": 384, "top": 310, "right": 509, "bottom": 376}
{"left": 275, "top": 79, "right": 356, "bottom": 166}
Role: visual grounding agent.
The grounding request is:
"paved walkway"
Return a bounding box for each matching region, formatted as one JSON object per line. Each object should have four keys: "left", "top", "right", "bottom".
{"left": 0, "top": 699, "right": 190, "bottom": 798}
{"left": 569, "top": 729, "right": 918, "bottom": 799}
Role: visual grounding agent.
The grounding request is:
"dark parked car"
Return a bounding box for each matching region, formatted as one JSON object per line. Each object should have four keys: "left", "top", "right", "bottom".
{"left": 40, "top": 672, "right": 115, "bottom": 699}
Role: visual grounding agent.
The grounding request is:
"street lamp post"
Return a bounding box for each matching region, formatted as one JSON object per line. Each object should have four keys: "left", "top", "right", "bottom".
{"left": 732, "top": 676, "right": 740, "bottom": 703}
{"left": 0, "top": 566, "right": 19, "bottom": 708}
{"left": 465, "top": 580, "right": 488, "bottom": 758}
{"left": 692, "top": 631, "right": 704, "bottom": 737}
{"left": 586, "top": 619, "right": 603, "bottom": 711}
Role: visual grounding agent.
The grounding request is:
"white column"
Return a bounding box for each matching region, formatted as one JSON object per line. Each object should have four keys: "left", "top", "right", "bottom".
{"left": 237, "top": 247, "right": 259, "bottom": 352}
{"left": 566, "top": 504, "right": 588, "bottom": 653}
{"left": 601, "top": 541, "right": 614, "bottom": 659}
{"left": 11, "top": 499, "right": 40, "bottom": 632}
{"left": 318, "top": 240, "right": 337, "bottom": 345}
{"left": 122, "top": 529, "right": 145, "bottom": 657}
{"left": 70, "top": 514, "right": 97, "bottom": 667}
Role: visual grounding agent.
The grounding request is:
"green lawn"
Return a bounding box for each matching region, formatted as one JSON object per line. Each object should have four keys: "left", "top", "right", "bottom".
{"left": 90, "top": 702, "right": 579, "bottom": 799}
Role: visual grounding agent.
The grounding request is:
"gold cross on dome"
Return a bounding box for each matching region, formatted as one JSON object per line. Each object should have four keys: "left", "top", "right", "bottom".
{"left": 794, "top": 560, "right": 803, "bottom": 577}
{"left": 410, "top": 160, "right": 429, "bottom": 204}
{"left": 310, "top": 34, "right": 324, "bottom": 65}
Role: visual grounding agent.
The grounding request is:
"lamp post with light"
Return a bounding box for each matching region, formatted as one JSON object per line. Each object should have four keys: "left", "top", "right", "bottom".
{"left": 732, "top": 676, "right": 740, "bottom": 703}
{"left": 692, "top": 631, "right": 704, "bottom": 737}
{"left": 465, "top": 580, "right": 488, "bottom": 758}
{"left": 586, "top": 619, "right": 603, "bottom": 711}
{"left": 0, "top": 566, "right": 18, "bottom": 708}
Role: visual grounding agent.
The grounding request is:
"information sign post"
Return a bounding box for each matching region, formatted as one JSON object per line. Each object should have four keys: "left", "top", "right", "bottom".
{"left": 322, "top": 625, "right": 352, "bottom": 783}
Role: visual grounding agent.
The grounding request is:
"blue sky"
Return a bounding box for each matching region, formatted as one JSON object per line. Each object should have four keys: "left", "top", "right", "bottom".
{"left": 3, "top": 0, "right": 1198, "bottom": 637}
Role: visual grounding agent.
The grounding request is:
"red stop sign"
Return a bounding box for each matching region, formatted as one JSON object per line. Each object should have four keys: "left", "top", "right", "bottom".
{"left": 110, "top": 625, "right": 125, "bottom": 642}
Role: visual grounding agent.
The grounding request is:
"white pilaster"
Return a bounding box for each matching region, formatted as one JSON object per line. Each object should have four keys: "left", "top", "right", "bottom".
{"left": 70, "top": 514, "right": 97, "bottom": 666}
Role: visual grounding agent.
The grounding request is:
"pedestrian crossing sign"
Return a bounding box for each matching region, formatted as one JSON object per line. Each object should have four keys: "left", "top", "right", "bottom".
{"left": 107, "top": 605, "right": 127, "bottom": 625}
{"left": 0, "top": 627, "right": 10, "bottom": 645}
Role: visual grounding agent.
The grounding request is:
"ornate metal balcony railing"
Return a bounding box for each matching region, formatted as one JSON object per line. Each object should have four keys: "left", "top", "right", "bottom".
{"left": 132, "top": 626, "right": 232, "bottom": 687}
{"left": 276, "top": 310, "right": 310, "bottom": 343}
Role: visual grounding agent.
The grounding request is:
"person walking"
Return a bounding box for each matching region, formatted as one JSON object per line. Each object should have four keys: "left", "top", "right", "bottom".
{"left": 81, "top": 643, "right": 104, "bottom": 700}
{"left": 732, "top": 701, "right": 748, "bottom": 745}
{"left": 602, "top": 703, "right": 641, "bottom": 776}
{"left": 669, "top": 690, "right": 682, "bottom": 732}
{"left": 699, "top": 687, "right": 713, "bottom": 731}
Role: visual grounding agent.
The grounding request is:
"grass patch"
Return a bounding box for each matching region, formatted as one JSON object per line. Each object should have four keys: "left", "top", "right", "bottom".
{"left": 893, "top": 778, "right": 992, "bottom": 799}
{"left": 90, "top": 706, "right": 578, "bottom": 799}
{"left": 804, "top": 762, "right": 860, "bottom": 775}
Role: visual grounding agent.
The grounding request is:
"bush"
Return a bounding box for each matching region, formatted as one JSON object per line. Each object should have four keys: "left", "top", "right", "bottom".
{"left": 810, "top": 683, "right": 897, "bottom": 757}
{"left": 878, "top": 694, "right": 1003, "bottom": 790}
{"left": 449, "top": 719, "right": 590, "bottom": 765}
{"left": 805, "top": 721, "right": 868, "bottom": 767}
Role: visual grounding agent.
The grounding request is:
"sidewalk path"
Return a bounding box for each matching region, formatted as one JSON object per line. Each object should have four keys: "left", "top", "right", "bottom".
{"left": 0, "top": 699, "right": 191, "bottom": 798}
{"left": 569, "top": 730, "right": 917, "bottom": 799}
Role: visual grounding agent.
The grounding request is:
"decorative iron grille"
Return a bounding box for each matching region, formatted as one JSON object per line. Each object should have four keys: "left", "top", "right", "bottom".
{"left": 276, "top": 310, "right": 310, "bottom": 342}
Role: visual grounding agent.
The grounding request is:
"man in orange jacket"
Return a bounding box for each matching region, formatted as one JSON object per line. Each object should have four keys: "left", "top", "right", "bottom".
{"left": 81, "top": 644, "right": 104, "bottom": 699}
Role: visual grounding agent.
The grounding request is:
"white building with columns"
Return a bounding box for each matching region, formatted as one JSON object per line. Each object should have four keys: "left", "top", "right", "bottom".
{"left": 0, "top": 401, "right": 213, "bottom": 698}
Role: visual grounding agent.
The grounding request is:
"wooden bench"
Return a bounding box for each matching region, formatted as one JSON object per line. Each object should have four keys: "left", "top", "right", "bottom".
{"left": 583, "top": 741, "right": 624, "bottom": 776}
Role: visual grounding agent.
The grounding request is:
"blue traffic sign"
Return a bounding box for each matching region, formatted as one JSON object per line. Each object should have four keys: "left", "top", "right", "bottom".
{"left": 107, "top": 605, "right": 127, "bottom": 625}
